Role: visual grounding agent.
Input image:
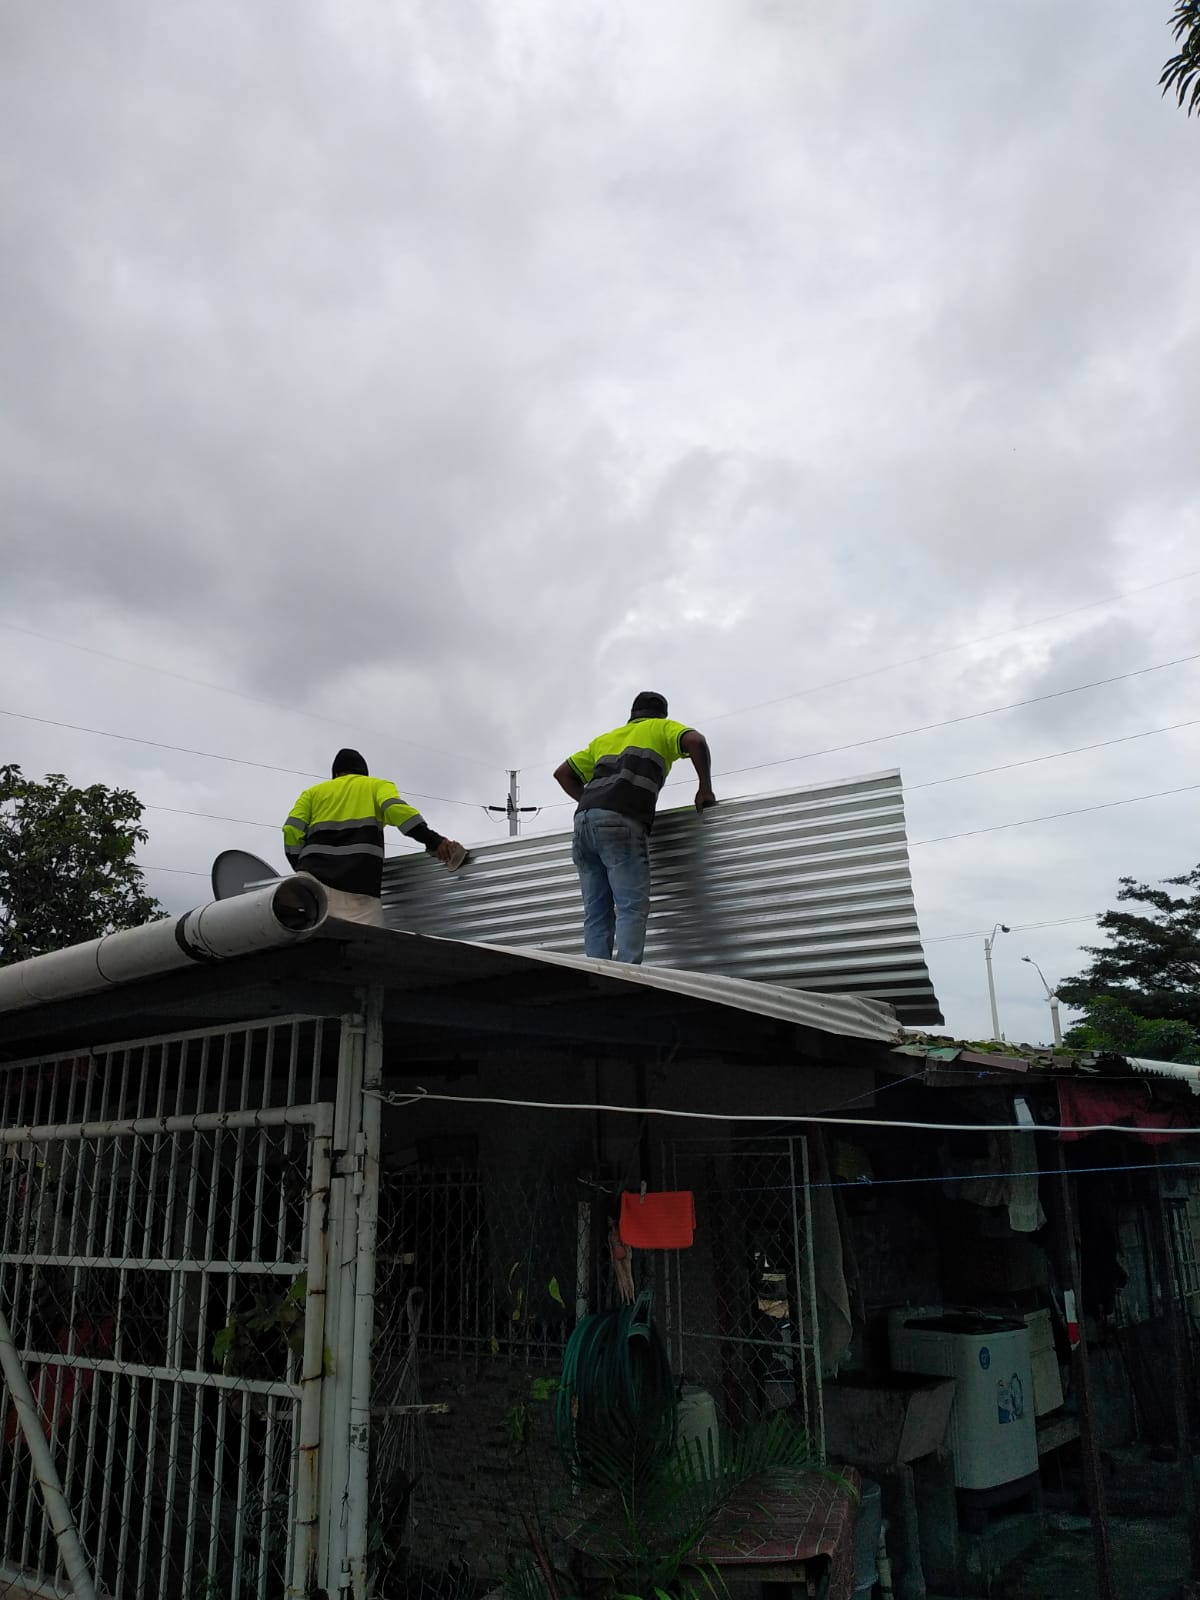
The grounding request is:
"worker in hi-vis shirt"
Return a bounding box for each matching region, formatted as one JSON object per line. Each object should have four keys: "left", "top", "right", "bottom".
{"left": 283, "top": 748, "right": 466, "bottom": 926}
{"left": 553, "top": 692, "right": 715, "bottom": 964}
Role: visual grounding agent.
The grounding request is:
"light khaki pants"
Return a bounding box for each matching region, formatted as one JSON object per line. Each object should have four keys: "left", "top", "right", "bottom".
{"left": 323, "top": 886, "right": 385, "bottom": 926}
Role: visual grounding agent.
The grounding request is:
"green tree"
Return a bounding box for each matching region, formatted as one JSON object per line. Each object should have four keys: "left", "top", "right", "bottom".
{"left": 0, "top": 766, "right": 163, "bottom": 965}
{"left": 1063, "top": 996, "right": 1200, "bottom": 1064}
{"left": 1058, "top": 864, "right": 1200, "bottom": 1029}
{"left": 1162, "top": 0, "right": 1200, "bottom": 116}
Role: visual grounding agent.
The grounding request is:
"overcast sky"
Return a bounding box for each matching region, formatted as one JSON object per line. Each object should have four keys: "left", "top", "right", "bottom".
{"left": 3, "top": 1, "right": 1198, "bottom": 1045}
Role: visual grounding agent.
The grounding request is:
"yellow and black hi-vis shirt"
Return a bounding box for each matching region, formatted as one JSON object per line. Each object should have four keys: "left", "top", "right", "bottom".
{"left": 282, "top": 774, "right": 441, "bottom": 897}
{"left": 567, "top": 716, "right": 694, "bottom": 830}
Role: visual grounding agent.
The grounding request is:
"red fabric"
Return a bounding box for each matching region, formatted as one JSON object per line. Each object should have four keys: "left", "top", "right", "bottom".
{"left": 1057, "top": 1080, "right": 1192, "bottom": 1143}
{"left": 693, "top": 1465, "right": 861, "bottom": 1598}
{"left": 619, "top": 1189, "right": 695, "bottom": 1249}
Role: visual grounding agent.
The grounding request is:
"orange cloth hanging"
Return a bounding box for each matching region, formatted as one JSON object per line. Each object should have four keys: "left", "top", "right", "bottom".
{"left": 619, "top": 1189, "right": 696, "bottom": 1249}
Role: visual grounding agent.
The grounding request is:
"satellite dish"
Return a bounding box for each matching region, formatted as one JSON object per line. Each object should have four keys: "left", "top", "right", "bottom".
{"left": 211, "top": 849, "right": 285, "bottom": 901}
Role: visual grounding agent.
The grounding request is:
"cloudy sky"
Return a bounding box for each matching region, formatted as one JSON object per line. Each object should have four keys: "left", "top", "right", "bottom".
{"left": 3, "top": 1, "right": 1198, "bottom": 1044}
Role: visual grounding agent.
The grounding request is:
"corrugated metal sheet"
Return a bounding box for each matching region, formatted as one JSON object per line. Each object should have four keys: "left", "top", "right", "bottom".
{"left": 382, "top": 769, "right": 943, "bottom": 1026}
{"left": 1124, "top": 1056, "right": 1200, "bottom": 1093}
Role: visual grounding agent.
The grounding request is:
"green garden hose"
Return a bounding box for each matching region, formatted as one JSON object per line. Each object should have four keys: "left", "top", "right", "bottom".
{"left": 555, "top": 1289, "right": 676, "bottom": 1482}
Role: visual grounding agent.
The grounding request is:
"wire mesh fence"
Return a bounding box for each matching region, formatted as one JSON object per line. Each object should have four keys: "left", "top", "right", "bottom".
{"left": 663, "top": 1135, "right": 824, "bottom": 1456}
{"left": 362, "top": 1125, "right": 825, "bottom": 1592}
{"left": 0, "top": 1021, "right": 333, "bottom": 1600}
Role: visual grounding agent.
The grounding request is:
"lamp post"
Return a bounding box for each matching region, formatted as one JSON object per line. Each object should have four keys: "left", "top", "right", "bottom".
{"left": 1022, "top": 955, "right": 1064, "bottom": 1049}
{"left": 984, "top": 923, "right": 1010, "bottom": 1040}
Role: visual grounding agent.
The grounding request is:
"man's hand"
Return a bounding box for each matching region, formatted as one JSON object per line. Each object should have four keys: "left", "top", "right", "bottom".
{"left": 680, "top": 730, "right": 714, "bottom": 811}
{"left": 435, "top": 838, "right": 466, "bottom": 869}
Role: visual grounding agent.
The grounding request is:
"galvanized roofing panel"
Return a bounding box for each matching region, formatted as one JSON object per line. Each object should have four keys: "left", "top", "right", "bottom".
{"left": 382, "top": 770, "right": 943, "bottom": 1025}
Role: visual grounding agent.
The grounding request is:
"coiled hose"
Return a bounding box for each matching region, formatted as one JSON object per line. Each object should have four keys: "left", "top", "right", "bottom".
{"left": 555, "top": 1290, "right": 676, "bottom": 1483}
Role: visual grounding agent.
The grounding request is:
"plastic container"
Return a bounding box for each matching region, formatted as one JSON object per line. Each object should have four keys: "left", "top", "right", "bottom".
{"left": 676, "top": 1386, "right": 719, "bottom": 1468}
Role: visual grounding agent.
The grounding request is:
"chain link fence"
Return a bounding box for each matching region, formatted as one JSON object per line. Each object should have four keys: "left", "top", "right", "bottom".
{"left": 362, "top": 1123, "right": 824, "bottom": 1592}
{"left": 663, "top": 1134, "right": 824, "bottom": 1451}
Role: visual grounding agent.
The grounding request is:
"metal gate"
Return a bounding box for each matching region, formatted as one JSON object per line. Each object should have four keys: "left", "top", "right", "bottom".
{"left": 0, "top": 1020, "right": 335, "bottom": 1600}
{"left": 663, "top": 1135, "right": 825, "bottom": 1458}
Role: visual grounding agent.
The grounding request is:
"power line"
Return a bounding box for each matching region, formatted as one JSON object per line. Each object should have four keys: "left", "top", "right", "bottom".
{"left": 924, "top": 914, "right": 1099, "bottom": 945}
{"left": 144, "top": 804, "right": 277, "bottom": 830}
{"left": 714, "top": 650, "right": 1200, "bottom": 782}
{"left": 911, "top": 781, "right": 1200, "bottom": 847}
{"left": 139, "top": 784, "right": 1198, "bottom": 896}
{"left": 165, "top": 716, "right": 1197, "bottom": 839}
{"left": 537, "top": 656, "right": 1200, "bottom": 810}
{"left": 699, "top": 564, "right": 1200, "bottom": 725}
{"left": 0, "top": 708, "right": 482, "bottom": 809}
{"left": 907, "top": 719, "right": 1200, "bottom": 793}
{"left": 516, "top": 566, "right": 1200, "bottom": 768}
{"left": 0, "top": 619, "right": 501, "bottom": 772}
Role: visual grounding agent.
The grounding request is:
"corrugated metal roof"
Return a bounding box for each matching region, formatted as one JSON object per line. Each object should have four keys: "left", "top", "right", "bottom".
{"left": 1119, "top": 1056, "right": 1200, "bottom": 1093}
{"left": 382, "top": 770, "right": 943, "bottom": 1025}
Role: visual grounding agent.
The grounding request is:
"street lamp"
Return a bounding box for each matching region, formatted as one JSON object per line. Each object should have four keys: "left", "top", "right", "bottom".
{"left": 984, "top": 923, "right": 1010, "bottom": 1040}
{"left": 1022, "top": 955, "right": 1064, "bottom": 1049}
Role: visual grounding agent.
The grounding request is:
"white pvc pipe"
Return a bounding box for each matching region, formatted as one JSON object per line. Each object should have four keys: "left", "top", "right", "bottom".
{"left": 0, "top": 876, "right": 328, "bottom": 1015}
{"left": 0, "top": 1300, "right": 97, "bottom": 1600}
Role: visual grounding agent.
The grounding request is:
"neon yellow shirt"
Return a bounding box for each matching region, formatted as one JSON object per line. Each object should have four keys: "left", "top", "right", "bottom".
{"left": 568, "top": 716, "right": 693, "bottom": 828}
{"left": 282, "top": 774, "right": 428, "bottom": 897}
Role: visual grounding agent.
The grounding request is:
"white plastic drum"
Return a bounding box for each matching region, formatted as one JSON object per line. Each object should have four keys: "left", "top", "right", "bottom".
{"left": 676, "top": 1386, "right": 720, "bottom": 1469}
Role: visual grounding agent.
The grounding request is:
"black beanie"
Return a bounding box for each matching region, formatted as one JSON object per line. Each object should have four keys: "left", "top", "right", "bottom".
{"left": 332, "top": 748, "right": 369, "bottom": 777}
{"left": 629, "top": 691, "right": 668, "bottom": 720}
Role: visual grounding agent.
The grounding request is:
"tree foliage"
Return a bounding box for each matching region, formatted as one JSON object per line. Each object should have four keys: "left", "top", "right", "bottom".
{"left": 0, "top": 765, "right": 163, "bottom": 965}
{"left": 1063, "top": 996, "right": 1200, "bottom": 1064}
{"left": 1162, "top": 0, "right": 1200, "bottom": 116}
{"left": 1058, "top": 865, "right": 1200, "bottom": 1029}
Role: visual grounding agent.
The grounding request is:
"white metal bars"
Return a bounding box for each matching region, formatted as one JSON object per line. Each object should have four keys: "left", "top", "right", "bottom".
{"left": 316, "top": 995, "right": 385, "bottom": 1600}
{"left": 0, "top": 1019, "right": 335, "bottom": 1600}
{"left": 663, "top": 1135, "right": 825, "bottom": 1460}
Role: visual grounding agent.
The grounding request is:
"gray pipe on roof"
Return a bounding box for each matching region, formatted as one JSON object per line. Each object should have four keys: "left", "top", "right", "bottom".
{"left": 0, "top": 875, "right": 328, "bottom": 1017}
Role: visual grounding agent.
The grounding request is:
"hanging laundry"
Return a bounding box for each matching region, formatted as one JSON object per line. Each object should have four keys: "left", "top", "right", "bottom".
{"left": 619, "top": 1189, "right": 696, "bottom": 1249}
{"left": 1057, "top": 1081, "right": 1192, "bottom": 1144}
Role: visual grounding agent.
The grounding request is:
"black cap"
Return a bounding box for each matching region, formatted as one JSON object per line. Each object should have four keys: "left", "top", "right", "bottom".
{"left": 332, "top": 748, "right": 369, "bottom": 777}
{"left": 629, "top": 691, "right": 668, "bottom": 720}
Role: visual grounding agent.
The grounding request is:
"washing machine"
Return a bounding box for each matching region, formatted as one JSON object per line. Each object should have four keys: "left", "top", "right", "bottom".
{"left": 889, "top": 1310, "right": 1037, "bottom": 1493}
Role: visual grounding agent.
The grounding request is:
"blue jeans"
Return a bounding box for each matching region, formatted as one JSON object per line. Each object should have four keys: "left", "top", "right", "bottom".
{"left": 571, "top": 808, "right": 651, "bottom": 963}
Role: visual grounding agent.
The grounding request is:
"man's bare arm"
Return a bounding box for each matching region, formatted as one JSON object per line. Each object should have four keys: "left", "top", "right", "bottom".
{"left": 680, "top": 730, "right": 716, "bottom": 812}
{"left": 553, "top": 760, "right": 585, "bottom": 802}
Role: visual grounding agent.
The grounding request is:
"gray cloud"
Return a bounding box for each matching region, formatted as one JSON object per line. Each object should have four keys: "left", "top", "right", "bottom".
{"left": 2, "top": 0, "right": 1198, "bottom": 1041}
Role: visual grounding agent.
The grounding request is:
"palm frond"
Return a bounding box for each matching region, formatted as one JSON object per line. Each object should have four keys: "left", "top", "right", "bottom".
{"left": 570, "top": 1411, "right": 849, "bottom": 1593}
{"left": 1162, "top": 0, "right": 1200, "bottom": 114}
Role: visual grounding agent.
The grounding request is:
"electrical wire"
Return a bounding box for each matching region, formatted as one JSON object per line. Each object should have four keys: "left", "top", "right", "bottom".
{"left": 371, "top": 1085, "right": 1200, "bottom": 1138}
{"left": 159, "top": 718, "right": 1190, "bottom": 835}
{"left": 535, "top": 665, "right": 1200, "bottom": 810}
{"left": 0, "top": 619, "right": 502, "bottom": 772}
{"left": 905, "top": 719, "right": 1200, "bottom": 794}
{"left": 923, "top": 914, "right": 1099, "bottom": 945}
{"left": 0, "top": 708, "right": 483, "bottom": 808}
{"left": 910, "top": 782, "right": 1200, "bottom": 848}
{"left": 514, "top": 565, "right": 1200, "bottom": 766}
{"left": 135, "top": 782, "right": 1199, "bottom": 887}
{"left": 698, "top": 564, "right": 1200, "bottom": 725}
{"left": 707, "top": 650, "right": 1200, "bottom": 783}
